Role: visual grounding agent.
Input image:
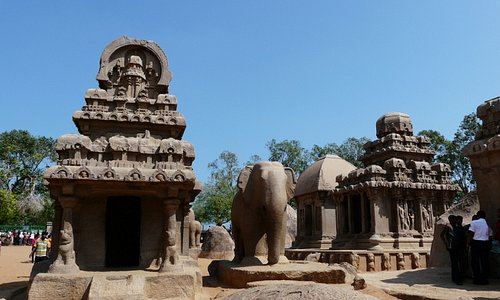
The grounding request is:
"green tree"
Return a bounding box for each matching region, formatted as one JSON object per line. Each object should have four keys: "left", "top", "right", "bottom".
{"left": 193, "top": 151, "right": 240, "bottom": 225}
{"left": 418, "top": 113, "right": 480, "bottom": 196}
{"left": 0, "top": 190, "right": 18, "bottom": 224}
{"left": 266, "top": 139, "right": 311, "bottom": 175}
{"left": 418, "top": 129, "right": 452, "bottom": 164}
{"left": 0, "top": 130, "right": 56, "bottom": 225}
{"left": 310, "top": 137, "right": 370, "bottom": 168}
{"left": 450, "top": 113, "right": 481, "bottom": 194}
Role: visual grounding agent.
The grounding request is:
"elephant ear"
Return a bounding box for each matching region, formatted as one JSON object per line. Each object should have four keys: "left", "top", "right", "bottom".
{"left": 237, "top": 165, "right": 253, "bottom": 193}
{"left": 284, "top": 167, "right": 297, "bottom": 200}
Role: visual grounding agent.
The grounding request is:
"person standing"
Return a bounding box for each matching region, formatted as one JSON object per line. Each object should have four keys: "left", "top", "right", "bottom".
{"left": 441, "top": 215, "right": 465, "bottom": 285}
{"left": 468, "top": 210, "right": 493, "bottom": 285}
{"left": 30, "top": 232, "right": 50, "bottom": 263}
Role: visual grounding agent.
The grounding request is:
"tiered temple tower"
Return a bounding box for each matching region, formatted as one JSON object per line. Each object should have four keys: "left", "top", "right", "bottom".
{"left": 30, "top": 38, "right": 203, "bottom": 299}
{"left": 333, "top": 112, "right": 460, "bottom": 251}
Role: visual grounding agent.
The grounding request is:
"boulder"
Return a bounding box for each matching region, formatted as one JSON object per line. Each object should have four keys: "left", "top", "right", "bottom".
{"left": 285, "top": 204, "right": 297, "bottom": 248}
{"left": 199, "top": 226, "right": 234, "bottom": 260}
{"left": 352, "top": 275, "right": 367, "bottom": 290}
{"left": 429, "top": 192, "right": 479, "bottom": 268}
{"left": 219, "top": 283, "right": 377, "bottom": 300}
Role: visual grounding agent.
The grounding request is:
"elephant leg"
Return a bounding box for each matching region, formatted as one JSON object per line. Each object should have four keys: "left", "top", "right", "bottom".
{"left": 266, "top": 218, "right": 287, "bottom": 265}
{"left": 195, "top": 228, "right": 201, "bottom": 247}
{"left": 232, "top": 226, "right": 244, "bottom": 263}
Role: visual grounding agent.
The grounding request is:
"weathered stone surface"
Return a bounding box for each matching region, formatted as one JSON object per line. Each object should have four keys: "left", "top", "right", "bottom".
{"left": 285, "top": 204, "right": 297, "bottom": 248}
{"left": 88, "top": 274, "right": 145, "bottom": 300}
{"left": 28, "top": 273, "right": 92, "bottom": 300}
{"left": 429, "top": 192, "right": 479, "bottom": 268}
{"left": 214, "top": 260, "right": 349, "bottom": 288}
{"left": 30, "top": 36, "right": 204, "bottom": 299}
{"left": 333, "top": 112, "right": 459, "bottom": 253}
{"left": 199, "top": 226, "right": 234, "bottom": 260}
{"left": 232, "top": 162, "right": 296, "bottom": 265}
{"left": 29, "top": 269, "right": 205, "bottom": 300}
{"left": 220, "top": 283, "right": 378, "bottom": 300}
{"left": 294, "top": 155, "right": 356, "bottom": 249}
{"left": 352, "top": 275, "right": 367, "bottom": 290}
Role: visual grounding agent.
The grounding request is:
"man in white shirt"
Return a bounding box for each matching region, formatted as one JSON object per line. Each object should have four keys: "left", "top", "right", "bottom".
{"left": 468, "top": 210, "right": 493, "bottom": 285}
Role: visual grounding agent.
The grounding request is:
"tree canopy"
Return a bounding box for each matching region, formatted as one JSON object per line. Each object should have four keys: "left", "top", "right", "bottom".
{"left": 193, "top": 151, "right": 240, "bottom": 226}
{"left": 418, "top": 112, "right": 480, "bottom": 197}
{"left": 0, "top": 130, "right": 57, "bottom": 225}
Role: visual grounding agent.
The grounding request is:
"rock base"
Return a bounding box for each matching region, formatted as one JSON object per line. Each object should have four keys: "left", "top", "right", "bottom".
{"left": 210, "top": 260, "right": 351, "bottom": 288}
{"left": 28, "top": 266, "right": 207, "bottom": 300}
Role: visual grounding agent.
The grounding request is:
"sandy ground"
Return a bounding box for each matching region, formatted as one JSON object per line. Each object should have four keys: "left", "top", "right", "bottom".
{"left": 0, "top": 245, "right": 34, "bottom": 299}
{"left": 0, "top": 246, "right": 395, "bottom": 299}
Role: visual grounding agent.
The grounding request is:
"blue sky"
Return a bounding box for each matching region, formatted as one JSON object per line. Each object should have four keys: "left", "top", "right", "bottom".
{"left": 1, "top": 1, "right": 499, "bottom": 182}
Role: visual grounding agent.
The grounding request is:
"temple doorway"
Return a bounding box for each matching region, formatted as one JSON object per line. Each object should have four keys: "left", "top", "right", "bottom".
{"left": 105, "top": 196, "right": 141, "bottom": 267}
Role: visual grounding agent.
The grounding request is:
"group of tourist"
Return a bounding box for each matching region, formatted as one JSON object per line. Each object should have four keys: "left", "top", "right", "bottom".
{"left": 441, "top": 210, "right": 496, "bottom": 285}
{"left": 2, "top": 230, "right": 42, "bottom": 246}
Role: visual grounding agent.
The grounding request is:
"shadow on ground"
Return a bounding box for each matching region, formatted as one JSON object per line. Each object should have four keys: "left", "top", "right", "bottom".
{"left": 377, "top": 268, "right": 500, "bottom": 299}
{"left": 0, "top": 281, "right": 28, "bottom": 300}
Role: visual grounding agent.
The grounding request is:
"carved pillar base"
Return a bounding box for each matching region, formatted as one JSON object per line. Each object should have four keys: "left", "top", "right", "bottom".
{"left": 48, "top": 197, "right": 80, "bottom": 274}
{"left": 159, "top": 199, "right": 181, "bottom": 273}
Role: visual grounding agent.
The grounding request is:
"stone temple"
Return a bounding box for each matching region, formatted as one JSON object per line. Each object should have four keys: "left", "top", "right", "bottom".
{"left": 29, "top": 37, "right": 203, "bottom": 299}
{"left": 288, "top": 112, "right": 460, "bottom": 272}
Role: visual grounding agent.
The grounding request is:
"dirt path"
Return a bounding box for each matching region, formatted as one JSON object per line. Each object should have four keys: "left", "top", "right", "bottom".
{"left": 0, "top": 245, "right": 33, "bottom": 299}
{"left": 0, "top": 248, "right": 395, "bottom": 299}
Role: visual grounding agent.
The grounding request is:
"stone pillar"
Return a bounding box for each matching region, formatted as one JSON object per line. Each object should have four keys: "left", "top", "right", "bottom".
{"left": 48, "top": 196, "right": 79, "bottom": 274}
{"left": 182, "top": 203, "right": 190, "bottom": 256}
{"left": 159, "top": 199, "right": 181, "bottom": 272}
{"left": 347, "top": 195, "right": 353, "bottom": 235}
{"left": 321, "top": 193, "right": 336, "bottom": 240}
{"left": 49, "top": 202, "right": 63, "bottom": 262}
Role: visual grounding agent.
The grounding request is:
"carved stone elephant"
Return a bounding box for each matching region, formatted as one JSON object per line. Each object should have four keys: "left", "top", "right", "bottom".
{"left": 231, "top": 161, "right": 296, "bottom": 265}
{"left": 189, "top": 208, "right": 202, "bottom": 248}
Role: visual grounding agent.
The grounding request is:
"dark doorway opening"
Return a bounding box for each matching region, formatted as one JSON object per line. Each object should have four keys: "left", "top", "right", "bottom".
{"left": 305, "top": 205, "right": 313, "bottom": 236}
{"left": 106, "top": 197, "right": 141, "bottom": 267}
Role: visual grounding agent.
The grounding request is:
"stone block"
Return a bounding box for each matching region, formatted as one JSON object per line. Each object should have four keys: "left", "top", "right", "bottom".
{"left": 28, "top": 273, "right": 92, "bottom": 300}
{"left": 215, "top": 260, "right": 349, "bottom": 288}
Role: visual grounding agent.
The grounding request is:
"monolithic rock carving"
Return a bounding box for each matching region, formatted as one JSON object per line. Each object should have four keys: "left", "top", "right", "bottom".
{"left": 351, "top": 253, "right": 360, "bottom": 269}
{"left": 48, "top": 222, "right": 79, "bottom": 274}
{"left": 231, "top": 162, "right": 296, "bottom": 265}
{"left": 367, "top": 253, "right": 375, "bottom": 272}
{"left": 411, "top": 252, "right": 420, "bottom": 269}
{"left": 397, "top": 253, "right": 405, "bottom": 270}
{"left": 382, "top": 253, "right": 391, "bottom": 271}
{"left": 189, "top": 208, "right": 202, "bottom": 248}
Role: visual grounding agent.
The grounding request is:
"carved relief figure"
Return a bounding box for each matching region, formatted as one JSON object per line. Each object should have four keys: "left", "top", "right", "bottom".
{"left": 408, "top": 208, "right": 415, "bottom": 230}
{"left": 397, "top": 253, "right": 405, "bottom": 270}
{"left": 398, "top": 200, "right": 410, "bottom": 231}
{"left": 421, "top": 203, "right": 432, "bottom": 231}
{"left": 367, "top": 253, "right": 375, "bottom": 272}
{"left": 382, "top": 253, "right": 391, "bottom": 271}
{"left": 49, "top": 222, "right": 79, "bottom": 274}
{"left": 231, "top": 162, "right": 296, "bottom": 265}
{"left": 411, "top": 252, "right": 420, "bottom": 269}
{"left": 189, "top": 208, "right": 202, "bottom": 248}
{"left": 350, "top": 253, "right": 360, "bottom": 269}
{"left": 121, "top": 55, "right": 147, "bottom": 99}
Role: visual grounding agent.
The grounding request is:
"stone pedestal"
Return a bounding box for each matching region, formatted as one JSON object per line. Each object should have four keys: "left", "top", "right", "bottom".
{"left": 210, "top": 260, "right": 351, "bottom": 288}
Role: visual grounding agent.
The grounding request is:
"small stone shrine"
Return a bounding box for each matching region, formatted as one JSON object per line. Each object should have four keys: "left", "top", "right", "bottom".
{"left": 333, "top": 112, "right": 459, "bottom": 252}
{"left": 287, "top": 112, "right": 460, "bottom": 271}
{"left": 294, "top": 155, "right": 356, "bottom": 249}
{"left": 463, "top": 97, "right": 500, "bottom": 226}
{"left": 29, "top": 36, "right": 204, "bottom": 300}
